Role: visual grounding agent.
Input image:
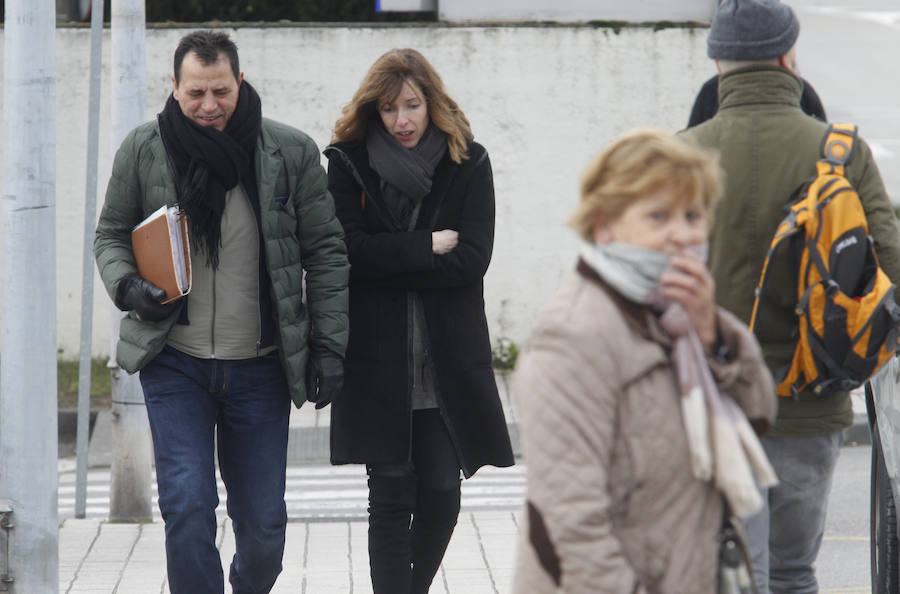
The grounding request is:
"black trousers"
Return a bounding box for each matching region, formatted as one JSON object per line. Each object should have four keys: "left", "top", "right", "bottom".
{"left": 366, "top": 409, "right": 462, "bottom": 594}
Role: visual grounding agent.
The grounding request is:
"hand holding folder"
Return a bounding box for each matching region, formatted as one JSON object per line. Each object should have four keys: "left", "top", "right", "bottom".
{"left": 131, "top": 205, "right": 192, "bottom": 304}
{"left": 118, "top": 274, "right": 179, "bottom": 322}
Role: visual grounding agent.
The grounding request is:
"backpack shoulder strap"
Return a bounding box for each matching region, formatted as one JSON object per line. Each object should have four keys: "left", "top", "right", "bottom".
{"left": 748, "top": 123, "right": 859, "bottom": 333}
{"left": 818, "top": 123, "right": 858, "bottom": 175}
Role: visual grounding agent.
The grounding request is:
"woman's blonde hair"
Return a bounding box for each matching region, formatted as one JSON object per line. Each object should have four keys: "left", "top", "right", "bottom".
{"left": 330, "top": 48, "right": 474, "bottom": 163}
{"left": 569, "top": 128, "right": 723, "bottom": 242}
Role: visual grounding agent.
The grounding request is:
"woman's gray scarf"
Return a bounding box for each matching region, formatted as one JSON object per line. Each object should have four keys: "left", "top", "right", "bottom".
{"left": 578, "top": 241, "right": 670, "bottom": 303}
{"left": 366, "top": 122, "right": 447, "bottom": 228}
{"left": 581, "top": 240, "right": 777, "bottom": 518}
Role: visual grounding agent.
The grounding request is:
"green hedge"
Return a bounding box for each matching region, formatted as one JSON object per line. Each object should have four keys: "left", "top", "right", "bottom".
{"left": 57, "top": 357, "right": 112, "bottom": 409}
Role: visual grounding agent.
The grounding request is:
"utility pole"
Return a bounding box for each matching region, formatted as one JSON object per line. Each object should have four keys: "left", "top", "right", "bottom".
{"left": 74, "top": 0, "right": 105, "bottom": 520}
{"left": 107, "top": 0, "right": 154, "bottom": 523}
{"left": 0, "top": 0, "right": 59, "bottom": 592}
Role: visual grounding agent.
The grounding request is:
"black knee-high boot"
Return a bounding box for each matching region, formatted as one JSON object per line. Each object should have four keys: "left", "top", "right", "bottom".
{"left": 410, "top": 483, "right": 461, "bottom": 593}
{"left": 367, "top": 474, "right": 417, "bottom": 594}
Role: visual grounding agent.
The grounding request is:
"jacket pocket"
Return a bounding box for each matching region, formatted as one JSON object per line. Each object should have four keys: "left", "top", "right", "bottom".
{"left": 267, "top": 190, "right": 298, "bottom": 235}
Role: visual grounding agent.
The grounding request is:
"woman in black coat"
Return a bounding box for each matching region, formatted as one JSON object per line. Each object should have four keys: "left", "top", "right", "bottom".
{"left": 324, "top": 48, "right": 514, "bottom": 594}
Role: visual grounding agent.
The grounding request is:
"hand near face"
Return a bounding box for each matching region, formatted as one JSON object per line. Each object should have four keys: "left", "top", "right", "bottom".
{"left": 660, "top": 251, "right": 717, "bottom": 352}
{"left": 432, "top": 229, "right": 459, "bottom": 255}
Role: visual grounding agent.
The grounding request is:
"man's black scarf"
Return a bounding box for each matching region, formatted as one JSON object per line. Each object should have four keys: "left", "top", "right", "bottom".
{"left": 157, "top": 80, "right": 262, "bottom": 269}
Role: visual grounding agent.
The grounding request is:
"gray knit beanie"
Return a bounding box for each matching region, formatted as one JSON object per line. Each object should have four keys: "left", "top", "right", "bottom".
{"left": 707, "top": 0, "right": 799, "bottom": 60}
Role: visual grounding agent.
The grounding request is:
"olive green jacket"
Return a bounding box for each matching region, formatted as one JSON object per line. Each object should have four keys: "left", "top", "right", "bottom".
{"left": 94, "top": 118, "right": 349, "bottom": 407}
{"left": 682, "top": 66, "right": 900, "bottom": 435}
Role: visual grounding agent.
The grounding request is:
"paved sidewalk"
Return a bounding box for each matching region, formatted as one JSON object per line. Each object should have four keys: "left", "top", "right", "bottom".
{"left": 59, "top": 370, "right": 523, "bottom": 593}
{"left": 56, "top": 374, "right": 870, "bottom": 593}
{"left": 60, "top": 509, "right": 520, "bottom": 593}
{"left": 58, "top": 446, "right": 876, "bottom": 594}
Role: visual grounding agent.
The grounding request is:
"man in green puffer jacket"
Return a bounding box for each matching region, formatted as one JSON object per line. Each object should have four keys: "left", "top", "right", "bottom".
{"left": 94, "top": 30, "right": 348, "bottom": 594}
{"left": 681, "top": 1, "right": 900, "bottom": 593}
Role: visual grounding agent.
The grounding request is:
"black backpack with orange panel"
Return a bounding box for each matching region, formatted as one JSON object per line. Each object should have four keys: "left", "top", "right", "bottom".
{"left": 749, "top": 123, "right": 900, "bottom": 397}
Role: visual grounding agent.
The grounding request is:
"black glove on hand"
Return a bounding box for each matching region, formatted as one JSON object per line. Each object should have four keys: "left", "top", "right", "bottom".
{"left": 306, "top": 345, "right": 344, "bottom": 409}
{"left": 116, "top": 273, "right": 178, "bottom": 322}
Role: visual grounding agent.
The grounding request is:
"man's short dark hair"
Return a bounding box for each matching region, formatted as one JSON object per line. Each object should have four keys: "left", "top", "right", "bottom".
{"left": 174, "top": 30, "right": 240, "bottom": 84}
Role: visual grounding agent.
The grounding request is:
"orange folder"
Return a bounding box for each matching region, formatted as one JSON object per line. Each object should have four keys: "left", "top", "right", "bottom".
{"left": 131, "top": 205, "right": 192, "bottom": 304}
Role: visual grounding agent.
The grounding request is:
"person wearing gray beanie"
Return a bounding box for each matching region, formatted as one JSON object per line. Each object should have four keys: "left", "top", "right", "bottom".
{"left": 687, "top": 0, "right": 823, "bottom": 128}
{"left": 707, "top": 0, "right": 800, "bottom": 61}
{"left": 680, "top": 2, "right": 900, "bottom": 594}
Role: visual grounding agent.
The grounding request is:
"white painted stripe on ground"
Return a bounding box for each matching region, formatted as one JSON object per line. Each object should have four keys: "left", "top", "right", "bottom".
{"left": 804, "top": 6, "right": 900, "bottom": 29}
{"left": 58, "top": 463, "right": 527, "bottom": 520}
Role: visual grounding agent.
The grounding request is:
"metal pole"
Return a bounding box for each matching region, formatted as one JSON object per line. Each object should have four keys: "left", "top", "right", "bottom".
{"left": 108, "top": 0, "right": 153, "bottom": 523}
{"left": 0, "top": 0, "right": 59, "bottom": 591}
{"left": 74, "top": 0, "right": 105, "bottom": 521}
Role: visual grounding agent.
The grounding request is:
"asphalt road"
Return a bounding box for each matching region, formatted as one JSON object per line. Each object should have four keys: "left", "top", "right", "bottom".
{"left": 819, "top": 443, "right": 871, "bottom": 593}
{"left": 790, "top": 0, "right": 900, "bottom": 204}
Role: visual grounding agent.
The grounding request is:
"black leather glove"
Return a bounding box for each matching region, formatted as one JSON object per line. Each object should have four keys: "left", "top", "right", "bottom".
{"left": 116, "top": 273, "right": 178, "bottom": 322}
{"left": 306, "top": 345, "right": 344, "bottom": 409}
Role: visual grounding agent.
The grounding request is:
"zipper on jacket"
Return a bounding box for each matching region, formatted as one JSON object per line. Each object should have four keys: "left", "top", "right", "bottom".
{"left": 256, "top": 303, "right": 262, "bottom": 355}
{"left": 255, "top": 255, "right": 262, "bottom": 356}
{"left": 435, "top": 403, "right": 468, "bottom": 477}
{"left": 251, "top": 192, "right": 263, "bottom": 357}
{"left": 210, "top": 267, "right": 216, "bottom": 359}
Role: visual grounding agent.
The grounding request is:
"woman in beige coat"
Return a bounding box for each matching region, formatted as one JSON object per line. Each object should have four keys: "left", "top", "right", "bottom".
{"left": 512, "top": 129, "right": 777, "bottom": 593}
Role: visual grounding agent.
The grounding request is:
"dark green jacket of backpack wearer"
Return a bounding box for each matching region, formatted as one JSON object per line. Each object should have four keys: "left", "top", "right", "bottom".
{"left": 681, "top": 65, "right": 900, "bottom": 436}
{"left": 94, "top": 118, "right": 350, "bottom": 407}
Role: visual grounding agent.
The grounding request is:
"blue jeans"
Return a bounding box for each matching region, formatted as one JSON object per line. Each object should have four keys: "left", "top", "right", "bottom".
{"left": 139, "top": 345, "right": 291, "bottom": 594}
{"left": 742, "top": 431, "right": 843, "bottom": 594}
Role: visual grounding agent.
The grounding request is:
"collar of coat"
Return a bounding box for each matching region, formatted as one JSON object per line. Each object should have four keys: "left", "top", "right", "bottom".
{"left": 576, "top": 258, "right": 673, "bottom": 350}
{"left": 325, "top": 140, "right": 462, "bottom": 233}
{"left": 153, "top": 118, "right": 290, "bottom": 211}
{"left": 718, "top": 65, "right": 803, "bottom": 113}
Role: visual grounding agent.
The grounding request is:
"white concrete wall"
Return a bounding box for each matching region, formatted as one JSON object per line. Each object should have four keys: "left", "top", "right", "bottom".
{"left": 0, "top": 23, "right": 712, "bottom": 359}
{"left": 438, "top": 0, "right": 717, "bottom": 23}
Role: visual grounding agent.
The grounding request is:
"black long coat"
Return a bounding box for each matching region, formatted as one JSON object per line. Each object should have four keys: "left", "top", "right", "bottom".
{"left": 324, "top": 139, "right": 514, "bottom": 478}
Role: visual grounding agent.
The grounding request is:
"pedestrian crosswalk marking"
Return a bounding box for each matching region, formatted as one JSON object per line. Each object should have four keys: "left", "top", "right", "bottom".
{"left": 58, "top": 463, "right": 526, "bottom": 520}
